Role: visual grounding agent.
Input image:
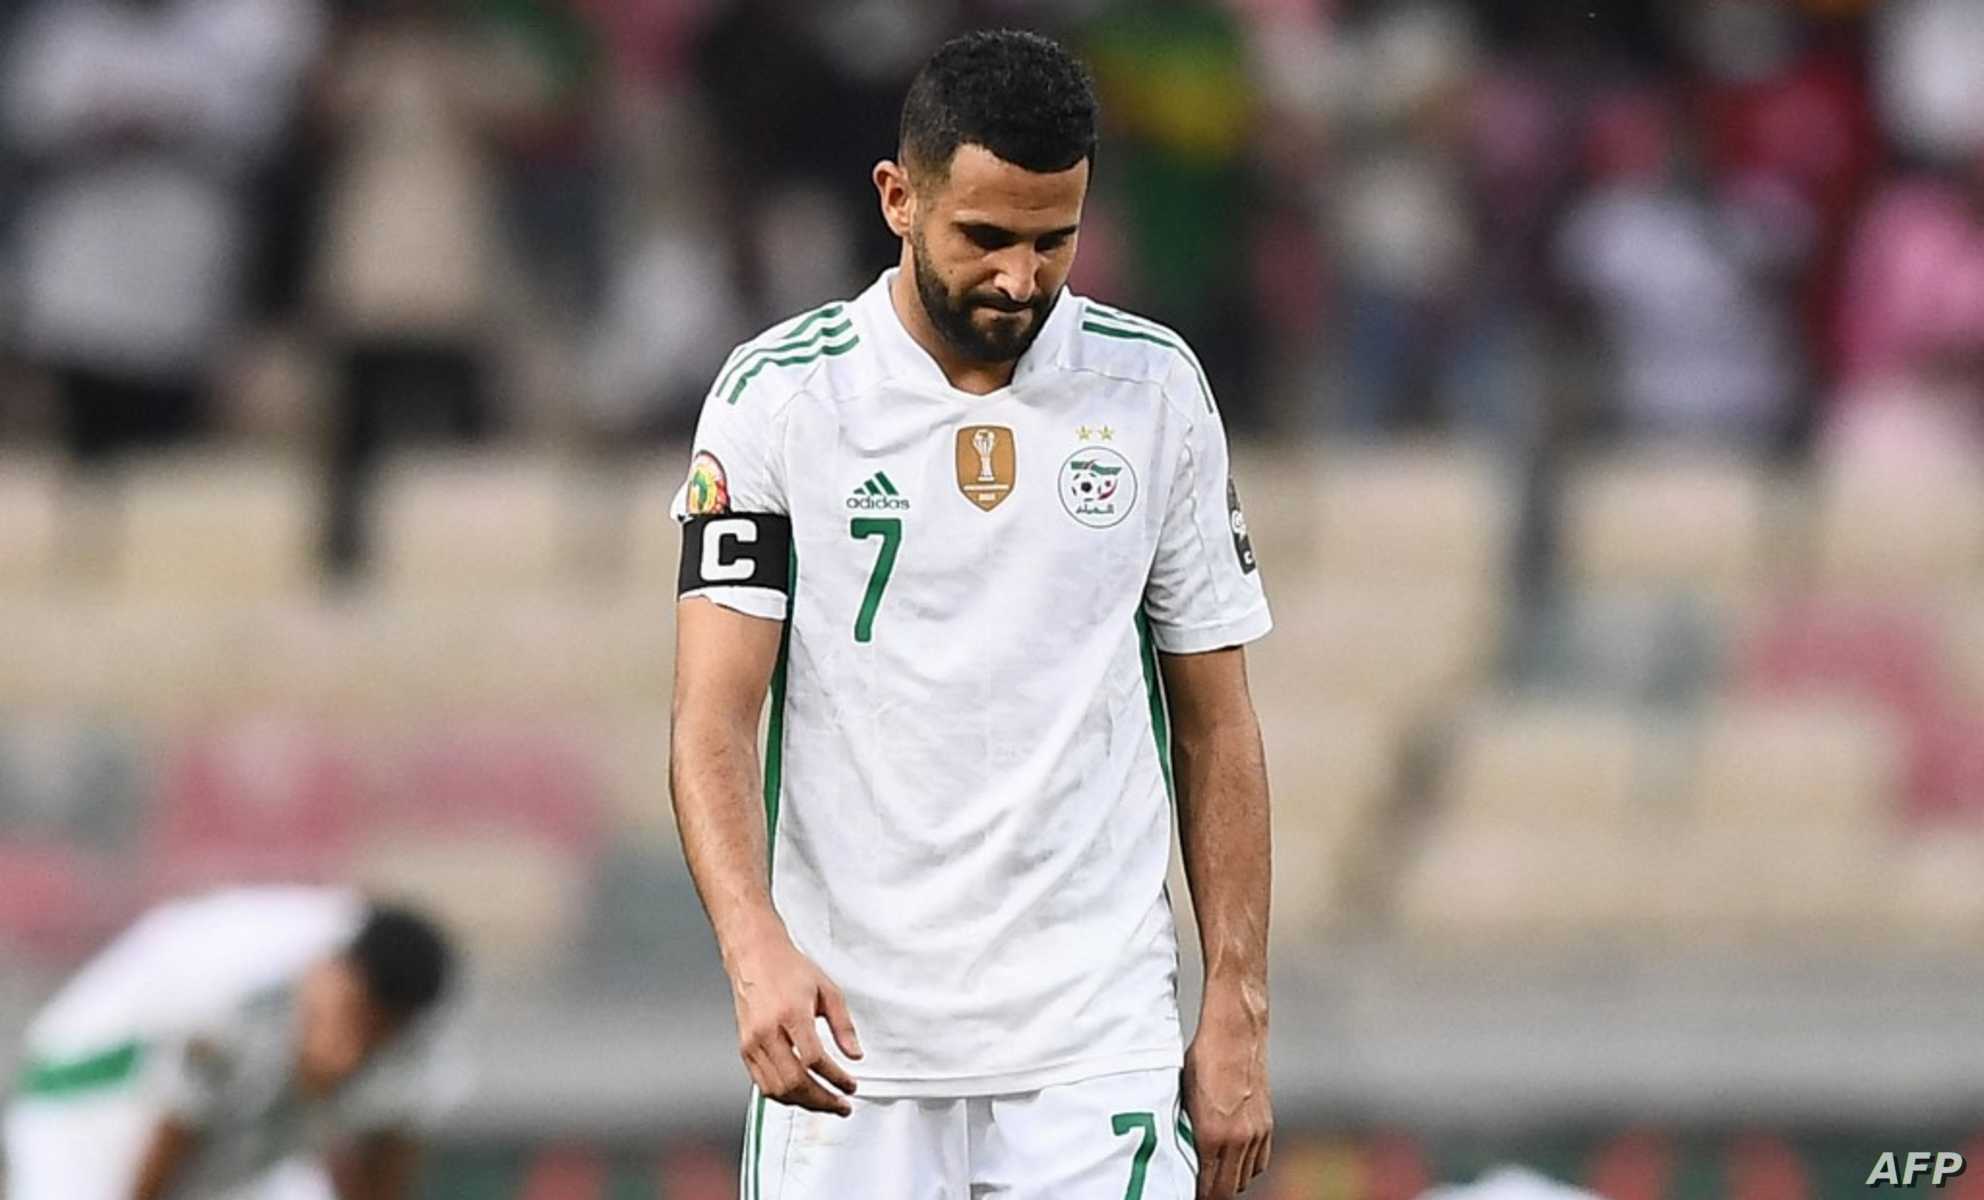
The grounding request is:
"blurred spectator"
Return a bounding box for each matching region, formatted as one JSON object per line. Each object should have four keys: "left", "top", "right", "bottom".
{"left": 582, "top": 105, "right": 742, "bottom": 442}
{"left": 311, "top": 0, "right": 547, "bottom": 572}
{"left": 1834, "top": 0, "right": 1984, "bottom": 411}
{"left": 1324, "top": 2, "right": 1530, "bottom": 440}
{"left": 1083, "top": 0, "right": 1260, "bottom": 416}
{"left": 1692, "top": 0, "right": 1881, "bottom": 383}
{"left": 3, "top": 0, "right": 324, "bottom": 464}
{"left": 481, "top": 0, "right": 608, "bottom": 322}
{"left": 693, "top": 0, "right": 942, "bottom": 318}
{"left": 1875, "top": 0, "right": 1984, "bottom": 165}
{"left": 1554, "top": 89, "right": 1801, "bottom": 448}
{"left": 1836, "top": 165, "right": 1984, "bottom": 397}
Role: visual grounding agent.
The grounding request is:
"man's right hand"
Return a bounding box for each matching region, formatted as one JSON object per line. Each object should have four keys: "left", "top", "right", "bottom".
{"left": 727, "top": 926, "right": 864, "bottom": 1116}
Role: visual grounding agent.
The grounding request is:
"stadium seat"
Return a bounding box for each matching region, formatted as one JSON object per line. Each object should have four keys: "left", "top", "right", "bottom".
{"left": 1561, "top": 450, "right": 1776, "bottom": 606}
{"left": 1395, "top": 698, "right": 1668, "bottom": 943}
{"left": 367, "top": 452, "right": 578, "bottom": 598}
{"left": 1514, "top": 589, "right": 1725, "bottom": 706}
{"left": 1394, "top": 827, "right": 1651, "bottom": 943}
{"left": 351, "top": 830, "right": 590, "bottom": 982}
{"left": 1737, "top": 598, "right": 1970, "bottom": 821}
{"left": 1312, "top": 441, "right": 1514, "bottom": 588}
{"left": 1435, "top": 698, "right": 1647, "bottom": 832}
{"left": 0, "top": 840, "right": 129, "bottom": 963}
{"left": 1809, "top": 401, "right": 1984, "bottom": 593}
{"left": 0, "top": 602, "right": 111, "bottom": 708}
{"left": 1934, "top": 595, "right": 1984, "bottom": 711}
{"left": 1742, "top": 599, "right": 1948, "bottom": 721}
{"left": 1654, "top": 828, "right": 1894, "bottom": 945}
{"left": 144, "top": 717, "right": 368, "bottom": 897}
{"left": 1888, "top": 831, "right": 1984, "bottom": 948}
{"left": 221, "top": 600, "right": 374, "bottom": 718}
{"left": 1652, "top": 696, "right": 1905, "bottom": 943}
{"left": 1896, "top": 707, "right": 1984, "bottom": 824}
{"left": 90, "top": 604, "right": 262, "bottom": 721}
{"left": 1258, "top": 703, "right": 1400, "bottom": 941}
{"left": 1686, "top": 696, "right": 1903, "bottom": 833}
{"left": 625, "top": 459, "right": 686, "bottom": 595}
{"left": 377, "top": 719, "right": 604, "bottom": 854}
{"left": 335, "top": 596, "right": 672, "bottom": 716}
{"left": 0, "top": 455, "right": 62, "bottom": 593}
{"left": 593, "top": 707, "right": 679, "bottom": 846}
{"left": 1252, "top": 582, "right": 1503, "bottom": 731}
{"left": 0, "top": 601, "right": 251, "bottom": 718}
{"left": 114, "top": 453, "right": 320, "bottom": 601}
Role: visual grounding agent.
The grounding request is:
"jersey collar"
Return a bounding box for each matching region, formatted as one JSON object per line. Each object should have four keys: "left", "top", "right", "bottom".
{"left": 858, "top": 268, "right": 1077, "bottom": 397}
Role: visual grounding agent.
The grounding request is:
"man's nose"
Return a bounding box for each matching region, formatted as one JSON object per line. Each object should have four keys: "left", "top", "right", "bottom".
{"left": 991, "top": 247, "right": 1040, "bottom": 303}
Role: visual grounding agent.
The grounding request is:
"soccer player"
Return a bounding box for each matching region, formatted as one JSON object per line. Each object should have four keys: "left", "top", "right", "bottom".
{"left": 4, "top": 886, "right": 458, "bottom": 1200}
{"left": 669, "top": 28, "right": 1275, "bottom": 1200}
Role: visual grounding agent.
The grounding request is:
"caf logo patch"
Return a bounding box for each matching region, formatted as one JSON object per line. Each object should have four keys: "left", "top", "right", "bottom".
{"left": 684, "top": 451, "right": 729, "bottom": 515}
{"left": 1227, "top": 478, "right": 1257, "bottom": 574}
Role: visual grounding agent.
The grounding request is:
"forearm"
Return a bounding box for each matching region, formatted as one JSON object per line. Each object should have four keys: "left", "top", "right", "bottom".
{"left": 670, "top": 713, "right": 786, "bottom": 961}
{"left": 1174, "top": 713, "right": 1272, "bottom": 1011}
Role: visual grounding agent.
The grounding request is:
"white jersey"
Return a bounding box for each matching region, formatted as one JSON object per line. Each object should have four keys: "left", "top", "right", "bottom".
{"left": 674, "top": 271, "right": 1272, "bottom": 1096}
{"left": 12, "top": 887, "right": 456, "bottom": 1196}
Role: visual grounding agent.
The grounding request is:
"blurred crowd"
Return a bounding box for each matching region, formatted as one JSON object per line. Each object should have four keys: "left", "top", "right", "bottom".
{"left": 2, "top": 0, "right": 1982, "bottom": 563}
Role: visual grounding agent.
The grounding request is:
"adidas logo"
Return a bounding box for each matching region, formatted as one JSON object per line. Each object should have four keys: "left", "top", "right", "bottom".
{"left": 846, "top": 471, "right": 910, "bottom": 511}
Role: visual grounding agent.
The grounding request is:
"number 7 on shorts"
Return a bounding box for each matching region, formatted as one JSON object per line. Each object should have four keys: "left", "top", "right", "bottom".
{"left": 1111, "top": 1111, "right": 1157, "bottom": 1200}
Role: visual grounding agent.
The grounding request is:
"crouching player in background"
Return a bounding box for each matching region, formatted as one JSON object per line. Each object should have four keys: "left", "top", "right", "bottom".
{"left": 4, "top": 886, "right": 459, "bottom": 1200}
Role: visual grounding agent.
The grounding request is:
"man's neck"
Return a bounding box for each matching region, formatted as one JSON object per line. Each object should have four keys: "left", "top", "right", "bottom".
{"left": 888, "top": 263, "right": 1017, "bottom": 396}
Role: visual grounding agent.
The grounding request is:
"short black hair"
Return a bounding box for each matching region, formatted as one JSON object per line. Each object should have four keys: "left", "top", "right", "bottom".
{"left": 348, "top": 904, "right": 453, "bottom": 1018}
{"left": 899, "top": 30, "right": 1099, "bottom": 186}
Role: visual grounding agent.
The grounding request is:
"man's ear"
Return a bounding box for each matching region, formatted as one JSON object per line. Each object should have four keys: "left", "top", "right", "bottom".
{"left": 874, "top": 159, "right": 916, "bottom": 239}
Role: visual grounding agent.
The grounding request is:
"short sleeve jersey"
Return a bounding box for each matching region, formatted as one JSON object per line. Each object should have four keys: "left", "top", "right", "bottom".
{"left": 673, "top": 271, "right": 1271, "bottom": 1096}
{"left": 19, "top": 887, "right": 460, "bottom": 1192}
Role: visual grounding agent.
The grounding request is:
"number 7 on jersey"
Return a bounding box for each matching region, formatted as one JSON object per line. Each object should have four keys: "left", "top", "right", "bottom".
{"left": 850, "top": 517, "right": 901, "bottom": 643}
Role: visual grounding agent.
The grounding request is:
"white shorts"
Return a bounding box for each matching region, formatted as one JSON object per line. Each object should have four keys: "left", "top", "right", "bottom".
{"left": 740, "top": 1068, "right": 1199, "bottom": 1199}
{"left": 3, "top": 1094, "right": 335, "bottom": 1200}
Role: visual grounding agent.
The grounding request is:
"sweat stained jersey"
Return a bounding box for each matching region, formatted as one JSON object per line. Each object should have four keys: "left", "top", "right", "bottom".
{"left": 673, "top": 271, "right": 1272, "bottom": 1097}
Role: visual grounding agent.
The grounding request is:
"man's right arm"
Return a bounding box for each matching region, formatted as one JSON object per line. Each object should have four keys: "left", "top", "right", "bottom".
{"left": 671, "top": 596, "right": 863, "bottom": 1115}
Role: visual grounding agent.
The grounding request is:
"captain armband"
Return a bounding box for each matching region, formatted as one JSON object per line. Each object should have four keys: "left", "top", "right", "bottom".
{"left": 678, "top": 514, "right": 794, "bottom": 595}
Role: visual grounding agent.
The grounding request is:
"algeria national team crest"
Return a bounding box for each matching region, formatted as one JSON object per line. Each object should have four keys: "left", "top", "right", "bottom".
{"left": 1059, "top": 447, "right": 1138, "bottom": 528}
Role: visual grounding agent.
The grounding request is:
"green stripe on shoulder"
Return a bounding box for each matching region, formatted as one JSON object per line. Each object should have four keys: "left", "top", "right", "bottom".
{"left": 1080, "top": 309, "right": 1214, "bottom": 412}
{"left": 783, "top": 301, "right": 847, "bottom": 338}
{"left": 16, "top": 1039, "right": 145, "bottom": 1097}
{"left": 716, "top": 315, "right": 856, "bottom": 400}
{"left": 710, "top": 301, "right": 849, "bottom": 397}
{"left": 725, "top": 336, "right": 860, "bottom": 405}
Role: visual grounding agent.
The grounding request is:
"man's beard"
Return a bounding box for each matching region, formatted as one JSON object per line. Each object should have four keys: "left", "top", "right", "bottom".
{"left": 911, "top": 235, "right": 1057, "bottom": 365}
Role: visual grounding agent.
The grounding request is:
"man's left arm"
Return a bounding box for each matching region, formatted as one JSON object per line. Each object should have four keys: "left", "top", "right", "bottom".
{"left": 333, "top": 1130, "right": 421, "bottom": 1200}
{"left": 1162, "top": 645, "right": 1273, "bottom": 1200}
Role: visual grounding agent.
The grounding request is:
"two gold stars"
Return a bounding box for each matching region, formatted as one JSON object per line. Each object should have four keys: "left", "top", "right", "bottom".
{"left": 1077, "top": 425, "right": 1115, "bottom": 442}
